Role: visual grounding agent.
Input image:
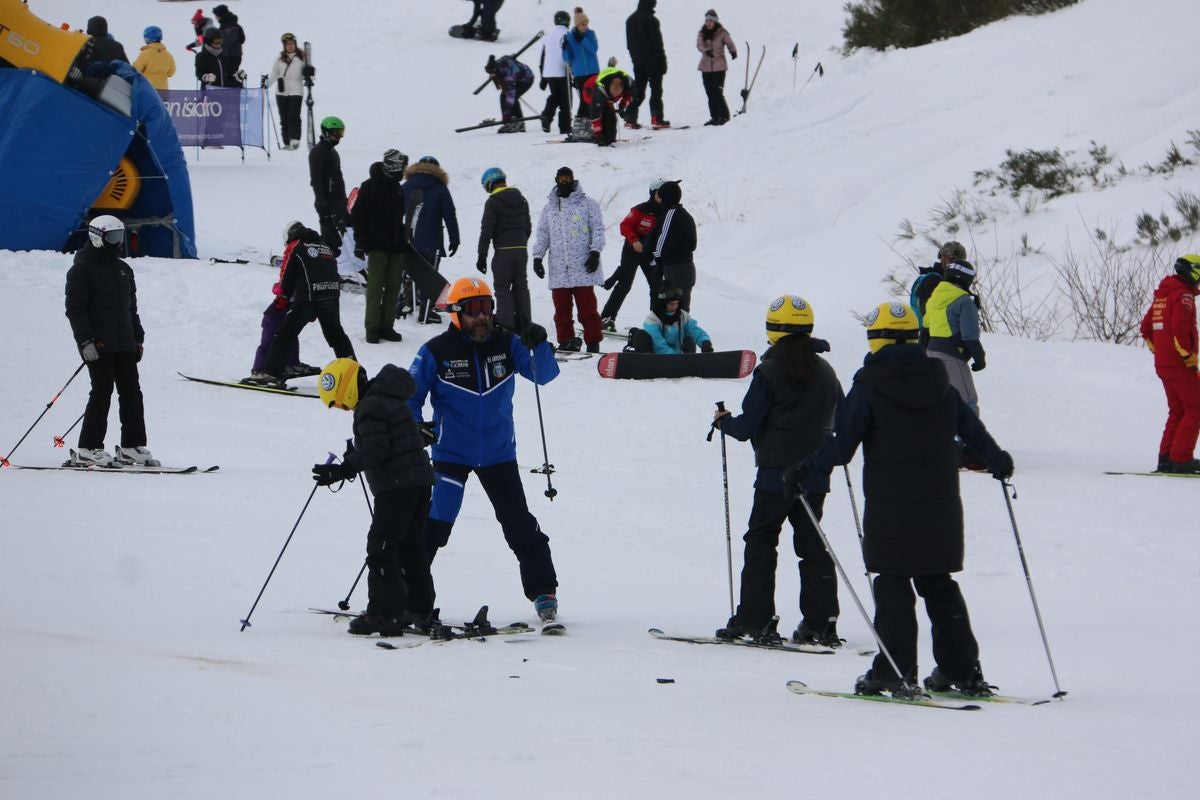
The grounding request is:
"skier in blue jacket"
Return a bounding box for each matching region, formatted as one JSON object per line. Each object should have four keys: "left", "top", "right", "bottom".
{"left": 407, "top": 277, "right": 563, "bottom": 621}
{"left": 403, "top": 156, "right": 461, "bottom": 324}
{"left": 562, "top": 7, "right": 600, "bottom": 118}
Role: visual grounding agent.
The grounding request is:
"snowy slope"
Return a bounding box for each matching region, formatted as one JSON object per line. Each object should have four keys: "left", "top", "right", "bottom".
{"left": 2, "top": 0, "right": 1198, "bottom": 797}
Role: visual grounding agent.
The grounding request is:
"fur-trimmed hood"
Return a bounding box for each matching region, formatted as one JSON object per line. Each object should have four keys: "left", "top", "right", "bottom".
{"left": 404, "top": 161, "right": 449, "bottom": 185}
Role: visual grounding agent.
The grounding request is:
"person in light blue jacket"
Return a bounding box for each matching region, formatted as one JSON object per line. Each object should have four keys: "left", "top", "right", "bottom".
{"left": 628, "top": 284, "right": 714, "bottom": 354}
{"left": 562, "top": 7, "right": 600, "bottom": 118}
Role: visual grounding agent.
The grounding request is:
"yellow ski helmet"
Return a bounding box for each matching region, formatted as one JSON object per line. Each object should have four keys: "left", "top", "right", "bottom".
{"left": 765, "top": 295, "right": 815, "bottom": 345}
{"left": 864, "top": 302, "right": 920, "bottom": 353}
{"left": 1175, "top": 254, "right": 1200, "bottom": 285}
{"left": 318, "top": 358, "right": 365, "bottom": 410}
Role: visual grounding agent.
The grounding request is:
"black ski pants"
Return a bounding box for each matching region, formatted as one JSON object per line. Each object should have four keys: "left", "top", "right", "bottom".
{"left": 262, "top": 300, "right": 354, "bottom": 378}
{"left": 276, "top": 94, "right": 303, "bottom": 146}
{"left": 701, "top": 70, "right": 731, "bottom": 122}
{"left": 425, "top": 460, "right": 558, "bottom": 601}
{"left": 869, "top": 573, "right": 981, "bottom": 683}
{"left": 734, "top": 490, "right": 838, "bottom": 632}
{"left": 600, "top": 245, "right": 654, "bottom": 321}
{"left": 79, "top": 350, "right": 146, "bottom": 450}
{"left": 491, "top": 248, "right": 531, "bottom": 332}
{"left": 365, "top": 486, "right": 435, "bottom": 619}
{"left": 630, "top": 66, "right": 664, "bottom": 123}
{"left": 573, "top": 74, "right": 594, "bottom": 119}
{"left": 541, "top": 76, "right": 572, "bottom": 134}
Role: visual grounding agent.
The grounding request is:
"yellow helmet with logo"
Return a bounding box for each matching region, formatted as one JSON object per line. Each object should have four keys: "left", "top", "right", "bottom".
{"left": 864, "top": 301, "right": 920, "bottom": 353}
{"left": 765, "top": 295, "right": 815, "bottom": 345}
{"left": 1175, "top": 254, "right": 1200, "bottom": 285}
{"left": 318, "top": 358, "right": 365, "bottom": 410}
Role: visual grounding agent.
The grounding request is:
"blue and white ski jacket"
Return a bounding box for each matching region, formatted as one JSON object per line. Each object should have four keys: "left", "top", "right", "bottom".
{"left": 408, "top": 326, "right": 559, "bottom": 467}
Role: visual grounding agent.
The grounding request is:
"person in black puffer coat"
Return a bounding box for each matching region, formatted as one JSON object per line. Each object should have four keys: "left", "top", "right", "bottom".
{"left": 309, "top": 117, "right": 349, "bottom": 253}
{"left": 797, "top": 302, "right": 1014, "bottom": 698}
{"left": 64, "top": 215, "right": 150, "bottom": 466}
{"left": 84, "top": 16, "right": 129, "bottom": 69}
{"left": 477, "top": 167, "right": 533, "bottom": 333}
{"left": 194, "top": 27, "right": 239, "bottom": 87}
{"left": 249, "top": 222, "right": 355, "bottom": 385}
{"left": 625, "top": 0, "right": 669, "bottom": 128}
{"left": 713, "top": 296, "right": 844, "bottom": 647}
{"left": 211, "top": 4, "right": 246, "bottom": 73}
{"left": 351, "top": 150, "right": 409, "bottom": 343}
{"left": 312, "top": 359, "right": 437, "bottom": 637}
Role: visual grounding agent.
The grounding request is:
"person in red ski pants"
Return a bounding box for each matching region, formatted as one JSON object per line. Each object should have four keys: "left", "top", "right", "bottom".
{"left": 1140, "top": 254, "right": 1200, "bottom": 473}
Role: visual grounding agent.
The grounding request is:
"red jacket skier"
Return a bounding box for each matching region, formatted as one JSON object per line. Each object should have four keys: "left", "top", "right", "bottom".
{"left": 1140, "top": 254, "right": 1200, "bottom": 472}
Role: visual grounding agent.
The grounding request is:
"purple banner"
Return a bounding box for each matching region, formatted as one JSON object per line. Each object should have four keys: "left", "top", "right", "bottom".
{"left": 161, "top": 87, "right": 266, "bottom": 148}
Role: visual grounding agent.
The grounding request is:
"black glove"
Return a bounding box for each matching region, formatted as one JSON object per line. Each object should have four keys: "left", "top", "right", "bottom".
{"left": 533, "top": 258, "right": 545, "bottom": 279}
{"left": 585, "top": 250, "right": 600, "bottom": 273}
{"left": 781, "top": 462, "right": 809, "bottom": 498}
{"left": 354, "top": 248, "right": 365, "bottom": 260}
{"left": 447, "top": 244, "right": 458, "bottom": 258}
{"left": 701, "top": 340, "right": 714, "bottom": 353}
{"left": 476, "top": 255, "right": 488, "bottom": 274}
{"left": 419, "top": 422, "right": 437, "bottom": 447}
{"left": 312, "top": 462, "right": 354, "bottom": 486}
{"left": 731, "top": 50, "right": 738, "bottom": 60}
{"left": 971, "top": 354, "right": 986, "bottom": 372}
{"left": 521, "top": 322, "right": 548, "bottom": 349}
{"left": 705, "top": 49, "right": 714, "bottom": 57}
{"left": 302, "top": 64, "right": 315, "bottom": 78}
{"left": 603, "top": 274, "right": 618, "bottom": 291}
{"left": 990, "top": 450, "right": 1014, "bottom": 481}
{"left": 540, "top": 77, "right": 548, "bottom": 91}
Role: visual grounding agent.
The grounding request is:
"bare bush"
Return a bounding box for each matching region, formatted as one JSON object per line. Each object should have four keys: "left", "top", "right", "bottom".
{"left": 972, "top": 251, "right": 1062, "bottom": 340}
{"left": 1051, "top": 228, "right": 1169, "bottom": 344}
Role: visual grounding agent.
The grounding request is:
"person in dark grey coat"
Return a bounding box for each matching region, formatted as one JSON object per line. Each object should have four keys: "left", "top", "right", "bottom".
{"left": 477, "top": 167, "right": 533, "bottom": 333}
{"left": 313, "top": 360, "right": 437, "bottom": 637}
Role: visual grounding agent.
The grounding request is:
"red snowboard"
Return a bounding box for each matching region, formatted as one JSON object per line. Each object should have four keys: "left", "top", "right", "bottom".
{"left": 597, "top": 350, "right": 756, "bottom": 380}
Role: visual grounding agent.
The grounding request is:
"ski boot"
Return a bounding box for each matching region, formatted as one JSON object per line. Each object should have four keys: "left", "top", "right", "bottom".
{"left": 534, "top": 594, "right": 558, "bottom": 622}
{"left": 601, "top": 316, "right": 617, "bottom": 333}
{"left": 556, "top": 337, "right": 583, "bottom": 353}
{"left": 348, "top": 614, "right": 406, "bottom": 637}
{"left": 651, "top": 116, "right": 671, "bottom": 129}
{"left": 1164, "top": 458, "right": 1200, "bottom": 474}
{"left": 854, "top": 670, "right": 904, "bottom": 697}
{"left": 791, "top": 618, "right": 844, "bottom": 649}
{"left": 923, "top": 663, "right": 996, "bottom": 697}
{"left": 71, "top": 447, "right": 114, "bottom": 467}
{"left": 244, "top": 372, "right": 287, "bottom": 389}
{"left": 378, "top": 328, "right": 403, "bottom": 342}
{"left": 1156, "top": 453, "right": 1172, "bottom": 473}
{"left": 115, "top": 446, "right": 161, "bottom": 467}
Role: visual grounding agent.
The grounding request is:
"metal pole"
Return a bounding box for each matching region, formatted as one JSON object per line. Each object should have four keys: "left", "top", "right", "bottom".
{"left": 1, "top": 363, "right": 86, "bottom": 468}
{"left": 707, "top": 402, "right": 736, "bottom": 618}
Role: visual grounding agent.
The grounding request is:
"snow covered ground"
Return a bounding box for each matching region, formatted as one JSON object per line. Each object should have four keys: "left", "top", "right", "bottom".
{"left": 2, "top": 0, "right": 1198, "bottom": 796}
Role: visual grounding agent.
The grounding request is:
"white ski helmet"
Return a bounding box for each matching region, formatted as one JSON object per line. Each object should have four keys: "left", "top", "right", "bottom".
{"left": 88, "top": 214, "right": 125, "bottom": 248}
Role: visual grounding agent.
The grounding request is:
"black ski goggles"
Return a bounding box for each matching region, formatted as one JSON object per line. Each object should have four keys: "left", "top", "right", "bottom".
{"left": 91, "top": 227, "right": 125, "bottom": 245}
{"left": 455, "top": 298, "right": 494, "bottom": 317}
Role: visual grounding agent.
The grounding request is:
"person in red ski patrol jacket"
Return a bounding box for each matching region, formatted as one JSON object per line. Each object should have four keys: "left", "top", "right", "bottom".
{"left": 1140, "top": 254, "right": 1200, "bottom": 473}
{"left": 598, "top": 179, "right": 666, "bottom": 330}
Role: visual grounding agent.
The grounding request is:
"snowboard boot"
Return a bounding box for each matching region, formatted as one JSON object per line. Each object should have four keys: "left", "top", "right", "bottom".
{"left": 72, "top": 447, "right": 114, "bottom": 467}
{"left": 791, "top": 618, "right": 844, "bottom": 649}
{"left": 923, "top": 663, "right": 996, "bottom": 697}
{"left": 534, "top": 594, "right": 558, "bottom": 622}
{"left": 348, "top": 614, "right": 406, "bottom": 637}
{"left": 601, "top": 316, "right": 617, "bottom": 333}
{"left": 556, "top": 337, "right": 583, "bottom": 353}
{"left": 1164, "top": 458, "right": 1200, "bottom": 474}
{"left": 651, "top": 116, "right": 670, "bottom": 129}
{"left": 115, "top": 446, "right": 161, "bottom": 467}
{"left": 379, "top": 328, "right": 403, "bottom": 342}
{"left": 585, "top": 340, "right": 600, "bottom": 354}
{"left": 365, "top": 330, "right": 381, "bottom": 344}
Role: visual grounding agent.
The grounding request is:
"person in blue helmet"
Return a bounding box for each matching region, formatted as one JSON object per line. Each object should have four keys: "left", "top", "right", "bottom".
{"left": 477, "top": 166, "right": 533, "bottom": 333}
{"left": 133, "top": 25, "right": 175, "bottom": 90}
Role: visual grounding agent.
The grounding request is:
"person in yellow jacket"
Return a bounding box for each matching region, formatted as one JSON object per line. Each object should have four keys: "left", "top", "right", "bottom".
{"left": 133, "top": 26, "right": 176, "bottom": 91}
{"left": 924, "top": 259, "right": 987, "bottom": 469}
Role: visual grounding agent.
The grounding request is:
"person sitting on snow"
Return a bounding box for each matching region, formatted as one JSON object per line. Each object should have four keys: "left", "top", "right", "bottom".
{"left": 626, "top": 283, "right": 713, "bottom": 354}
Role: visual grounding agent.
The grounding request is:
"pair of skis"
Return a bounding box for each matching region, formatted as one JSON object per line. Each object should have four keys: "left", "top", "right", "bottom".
{"left": 10, "top": 454, "right": 219, "bottom": 475}
{"left": 310, "top": 605, "right": 565, "bottom": 640}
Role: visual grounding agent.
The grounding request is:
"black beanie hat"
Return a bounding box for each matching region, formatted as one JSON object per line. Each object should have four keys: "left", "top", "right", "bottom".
{"left": 556, "top": 166, "right": 574, "bottom": 181}
{"left": 656, "top": 180, "right": 682, "bottom": 206}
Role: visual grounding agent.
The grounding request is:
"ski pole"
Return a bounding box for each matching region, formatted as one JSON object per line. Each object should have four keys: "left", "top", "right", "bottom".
{"left": 2, "top": 363, "right": 86, "bottom": 468}
{"left": 527, "top": 343, "right": 558, "bottom": 500}
{"left": 1000, "top": 480, "right": 1068, "bottom": 699}
{"left": 239, "top": 455, "right": 334, "bottom": 630}
{"left": 706, "top": 401, "right": 736, "bottom": 619}
{"left": 336, "top": 478, "right": 374, "bottom": 611}
{"left": 798, "top": 492, "right": 920, "bottom": 697}
{"left": 842, "top": 465, "right": 874, "bottom": 603}
{"left": 260, "top": 75, "right": 282, "bottom": 150}
{"left": 472, "top": 31, "right": 546, "bottom": 95}
{"left": 797, "top": 62, "right": 824, "bottom": 97}
{"left": 52, "top": 412, "right": 86, "bottom": 450}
